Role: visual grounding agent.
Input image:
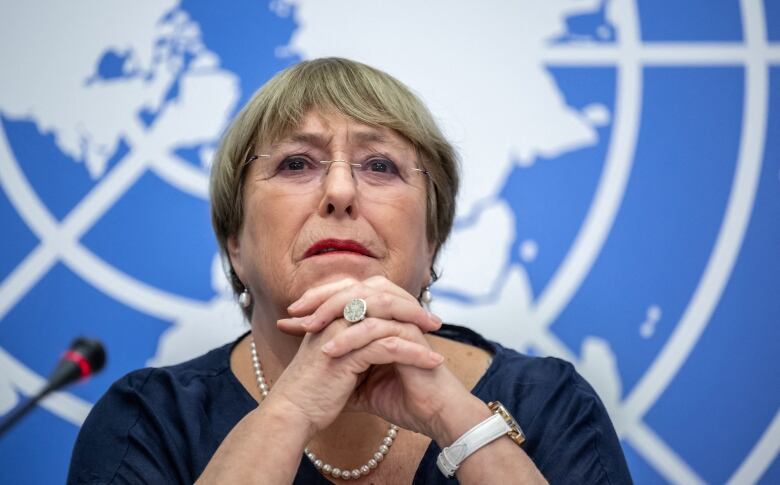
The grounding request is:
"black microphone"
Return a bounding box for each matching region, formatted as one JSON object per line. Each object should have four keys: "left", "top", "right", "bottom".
{"left": 0, "top": 337, "right": 106, "bottom": 438}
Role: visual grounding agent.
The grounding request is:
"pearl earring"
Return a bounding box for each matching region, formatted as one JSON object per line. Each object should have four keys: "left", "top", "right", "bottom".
{"left": 420, "top": 286, "right": 432, "bottom": 304}
{"left": 239, "top": 288, "right": 252, "bottom": 308}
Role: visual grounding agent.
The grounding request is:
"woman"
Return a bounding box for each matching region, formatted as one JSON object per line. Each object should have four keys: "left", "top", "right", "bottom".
{"left": 69, "top": 58, "right": 632, "bottom": 484}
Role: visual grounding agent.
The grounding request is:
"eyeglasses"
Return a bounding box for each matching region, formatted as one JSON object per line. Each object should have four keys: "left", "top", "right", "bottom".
{"left": 245, "top": 152, "right": 430, "bottom": 200}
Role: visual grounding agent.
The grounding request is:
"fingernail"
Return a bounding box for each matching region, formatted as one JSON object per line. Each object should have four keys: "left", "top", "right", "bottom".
{"left": 431, "top": 352, "right": 445, "bottom": 364}
{"left": 428, "top": 311, "right": 442, "bottom": 324}
{"left": 321, "top": 341, "right": 335, "bottom": 354}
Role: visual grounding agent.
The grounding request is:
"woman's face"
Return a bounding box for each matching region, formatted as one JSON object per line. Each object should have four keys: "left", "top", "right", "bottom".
{"left": 228, "top": 110, "right": 434, "bottom": 317}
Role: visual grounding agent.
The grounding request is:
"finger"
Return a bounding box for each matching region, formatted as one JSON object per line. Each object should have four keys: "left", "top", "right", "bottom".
{"left": 304, "top": 290, "right": 441, "bottom": 334}
{"left": 364, "top": 274, "right": 420, "bottom": 302}
{"left": 321, "top": 318, "right": 428, "bottom": 358}
{"left": 342, "top": 336, "right": 444, "bottom": 372}
{"left": 276, "top": 316, "right": 309, "bottom": 336}
{"left": 287, "top": 277, "right": 360, "bottom": 316}
{"left": 287, "top": 276, "right": 415, "bottom": 317}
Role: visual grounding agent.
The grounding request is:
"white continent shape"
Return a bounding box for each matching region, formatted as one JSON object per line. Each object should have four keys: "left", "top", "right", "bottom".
{"left": 0, "top": 1, "right": 237, "bottom": 181}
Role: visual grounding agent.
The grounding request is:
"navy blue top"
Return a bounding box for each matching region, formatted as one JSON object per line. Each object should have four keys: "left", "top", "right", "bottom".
{"left": 68, "top": 324, "right": 632, "bottom": 484}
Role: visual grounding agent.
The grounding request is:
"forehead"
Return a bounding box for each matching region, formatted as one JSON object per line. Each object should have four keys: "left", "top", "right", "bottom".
{"left": 267, "top": 111, "right": 413, "bottom": 153}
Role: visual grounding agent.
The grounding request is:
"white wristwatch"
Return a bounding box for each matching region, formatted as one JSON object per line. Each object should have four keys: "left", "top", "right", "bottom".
{"left": 436, "top": 401, "right": 526, "bottom": 478}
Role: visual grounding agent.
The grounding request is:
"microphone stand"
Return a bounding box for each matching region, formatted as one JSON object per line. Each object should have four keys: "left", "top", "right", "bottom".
{"left": 0, "top": 382, "right": 59, "bottom": 437}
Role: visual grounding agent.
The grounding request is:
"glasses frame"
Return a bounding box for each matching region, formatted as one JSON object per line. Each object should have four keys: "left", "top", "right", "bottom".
{"left": 244, "top": 153, "right": 431, "bottom": 185}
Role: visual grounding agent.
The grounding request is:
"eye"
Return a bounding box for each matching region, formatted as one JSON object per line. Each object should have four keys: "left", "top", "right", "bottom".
{"left": 265, "top": 155, "right": 320, "bottom": 181}
{"left": 363, "top": 157, "right": 399, "bottom": 174}
{"left": 276, "top": 156, "right": 317, "bottom": 173}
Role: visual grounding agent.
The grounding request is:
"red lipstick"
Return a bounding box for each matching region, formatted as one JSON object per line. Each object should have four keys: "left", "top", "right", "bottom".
{"left": 304, "top": 239, "right": 375, "bottom": 258}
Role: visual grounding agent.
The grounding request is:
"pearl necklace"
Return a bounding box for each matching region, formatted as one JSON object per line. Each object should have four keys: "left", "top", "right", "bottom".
{"left": 250, "top": 339, "right": 398, "bottom": 480}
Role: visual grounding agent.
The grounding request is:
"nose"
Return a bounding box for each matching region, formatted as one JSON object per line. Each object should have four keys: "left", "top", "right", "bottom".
{"left": 319, "top": 160, "right": 358, "bottom": 218}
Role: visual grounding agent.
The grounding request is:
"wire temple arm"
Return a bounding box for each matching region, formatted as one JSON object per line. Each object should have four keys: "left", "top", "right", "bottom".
{"left": 245, "top": 154, "right": 270, "bottom": 164}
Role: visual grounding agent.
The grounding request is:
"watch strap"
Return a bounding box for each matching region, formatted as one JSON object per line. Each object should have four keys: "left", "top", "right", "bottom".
{"left": 436, "top": 413, "right": 511, "bottom": 477}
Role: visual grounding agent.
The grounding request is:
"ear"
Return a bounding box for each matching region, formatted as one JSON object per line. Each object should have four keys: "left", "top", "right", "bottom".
{"left": 424, "top": 239, "right": 437, "bottom": 286}
{"left": 227, "top": 234, "right": 244, "bottom": 283}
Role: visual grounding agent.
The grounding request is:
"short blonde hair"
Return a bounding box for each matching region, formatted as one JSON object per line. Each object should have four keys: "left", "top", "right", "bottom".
{"left": 210, "top": 58, "right": 459, "bottom": 299}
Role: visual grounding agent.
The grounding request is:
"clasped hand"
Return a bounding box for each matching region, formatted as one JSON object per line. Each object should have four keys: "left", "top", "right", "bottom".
{"left": 272, "top": 276, "right": 468, "bottom": 442}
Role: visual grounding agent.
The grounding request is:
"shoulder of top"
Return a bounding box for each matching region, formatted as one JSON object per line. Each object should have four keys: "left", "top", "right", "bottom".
{"left": 493, "top": 348, "right": 590, "bottom": 389}
{"left": 438, "top": 325, "right": 582, "bottom": 387}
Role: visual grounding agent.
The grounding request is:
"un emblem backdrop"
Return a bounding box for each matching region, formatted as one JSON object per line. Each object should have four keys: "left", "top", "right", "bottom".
{"left": 1, "top": 1, "right": 778, "bottom": 483}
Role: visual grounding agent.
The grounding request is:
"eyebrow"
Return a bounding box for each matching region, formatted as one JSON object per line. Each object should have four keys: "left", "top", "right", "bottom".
{"left": 271, "top": 130, "right": 389, "bottom": 150}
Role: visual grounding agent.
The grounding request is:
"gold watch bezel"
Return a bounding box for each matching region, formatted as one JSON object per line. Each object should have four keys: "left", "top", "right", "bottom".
{"left": 488, "top": 401, "right": 526, "bottom": 446}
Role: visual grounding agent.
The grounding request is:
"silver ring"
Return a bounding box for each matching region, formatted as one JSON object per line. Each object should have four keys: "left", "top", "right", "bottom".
{"left": 343, "top": 298, "right": 367, "bottom": 324}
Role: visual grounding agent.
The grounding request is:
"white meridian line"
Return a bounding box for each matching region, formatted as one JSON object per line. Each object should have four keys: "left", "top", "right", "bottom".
{"left": 541, "top": 44, "right": 780, "bottom": 65}
{"left": 529, "top": 2, "right": 641, "bottom": 335}
{"left": 628, "top": 420, "right": 706, "bottom": 485}
{"left": 537, "top": 3, "right": 776, "bottom": 481}
{"left": 727, "top": 409, "right": 780, "bottom": 485}
{"left": 530, "top": 2, "right": 710, "bottom": 483}
{"left": 148, "top": 153, "right": 209, "bottom": 199}
{"left": 57, "top": 149, "right": 150, "bottom": 241}
{"left": 624, "top": 0, "right": 771, "bottom": 481}
{"left": 0, "top": 246, "right": 58, "bottom": 321}
{"left": 622, "top": 0, "right": 769, "bottom": 431}
{"left": 0, "top": 347, "right": 92, "bottom": 426}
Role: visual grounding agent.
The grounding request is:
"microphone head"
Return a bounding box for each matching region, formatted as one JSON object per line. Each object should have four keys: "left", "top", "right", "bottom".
{"left": 47, "top": 337, "right": 107, "bottom": 392}
{"left": 69, "top": 337, "right": 107, "bottom": 376}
